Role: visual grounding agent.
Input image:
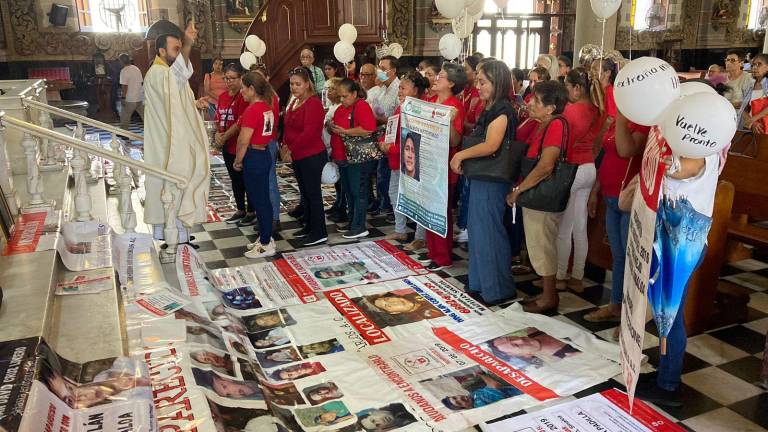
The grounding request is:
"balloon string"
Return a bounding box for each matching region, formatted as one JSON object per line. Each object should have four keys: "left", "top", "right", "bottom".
{"left": 599, "top": 18, "right": 606, "bottom": 82}
{"left": 629, "top": 27, "right": 633, "bottom": 60}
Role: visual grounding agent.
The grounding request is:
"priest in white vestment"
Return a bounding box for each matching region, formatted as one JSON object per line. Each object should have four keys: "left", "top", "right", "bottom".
{"left": 143, "top": 22, "right": 210, "bottom": 246}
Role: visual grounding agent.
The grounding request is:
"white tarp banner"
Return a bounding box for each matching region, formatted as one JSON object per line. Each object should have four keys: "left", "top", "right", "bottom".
{"left": 56, "top": 220, "right": 112, "bottom": 271}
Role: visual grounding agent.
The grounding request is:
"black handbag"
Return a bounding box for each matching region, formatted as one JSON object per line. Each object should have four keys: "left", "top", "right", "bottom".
{"left": 342, "top": 105, "right": 383, "bottom": 164}
{"left": 518, "top": 116, "right": 578, "bottom": 213}
{"left": 462, "top": 108, "right": 526, "bottom": 183}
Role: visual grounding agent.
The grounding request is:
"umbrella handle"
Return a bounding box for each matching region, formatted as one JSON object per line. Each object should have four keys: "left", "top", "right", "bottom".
{"left": 660, "top": 336, "right": 667, "bottom": 356}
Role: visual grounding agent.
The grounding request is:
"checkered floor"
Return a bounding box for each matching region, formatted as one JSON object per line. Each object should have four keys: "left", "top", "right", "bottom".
{"left": 103, "top": 119, "right": 766, "bottom": 431}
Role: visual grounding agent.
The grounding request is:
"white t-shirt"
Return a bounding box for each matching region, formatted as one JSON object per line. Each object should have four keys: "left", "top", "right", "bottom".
{"left": 664, "top": 153, "right": 720, "bottom": 217}
{"left": 725, "top": 72, "right": 752, "bottom": 106}
{"left": 120, "top": 64, "right": 144, "bottom": 103}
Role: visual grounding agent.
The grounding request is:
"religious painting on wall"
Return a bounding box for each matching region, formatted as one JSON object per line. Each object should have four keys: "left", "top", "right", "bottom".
{"left": 226, "top": 0, "right": 261, "bottom": 33}
{"left": 711, "top": 0, "right": 736, "bottom": 21}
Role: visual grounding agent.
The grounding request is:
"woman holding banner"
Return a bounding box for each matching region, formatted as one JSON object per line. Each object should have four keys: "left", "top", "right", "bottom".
{"left": 329, "top": 79, "right": 379, "bottom": 239}
{"left": 450, "top": 60, "right": 518, "bottom": 306}
{"left": 420, "top": 63, "right": 467, "bottom": 271}
{"left": 506, "top": 81, "right": 570, "bottom": 313}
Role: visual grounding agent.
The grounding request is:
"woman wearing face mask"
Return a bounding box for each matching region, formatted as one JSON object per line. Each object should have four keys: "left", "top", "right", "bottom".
{"left": 507, "top": 80, "right": 570, "bottom": 313}
{"left": 283, "top": 66, "right": 329, "bottom": 246}
{"left": 329, "top": 79, "right": 378, "bottom": 239}
{"left": 214, "top": 64, "right": 254, "bottom": 226}
{"left": 555, "top": 68, "right": 600, "bottom": 292}
{"left": 378, "top": 71, "right": 430, "bottom": 242}
{"left": 417, "top": 63, "right": 467, "bottom": 272}
{"left": 450, "top": 60, "right": 518, "bottom": 305}
{"left": 738, "top": 53, "right": 768, "bottom": 133}
{"left": 234, "top": 72, "right": 278, "bottom": 259}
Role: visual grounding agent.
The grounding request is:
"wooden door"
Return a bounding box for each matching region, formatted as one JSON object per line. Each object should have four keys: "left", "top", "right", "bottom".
{"left": 339, "top": 0, "right": 381, "bottom": 41}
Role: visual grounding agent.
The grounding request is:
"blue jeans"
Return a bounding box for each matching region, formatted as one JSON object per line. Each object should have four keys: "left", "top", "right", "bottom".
{"left": 605, "top": 197, "right": 630, "bottom": 305}
{"left": 468, "top": 180, "right": 515, "bottom": 302}
{"left": 242, "top": 148, "right": 273, "bottom": 245}
{"left": 657, "top": 245, "right": 707, "bottom": 391}
{"left": 457, "top": 175, "right": 470, "bottom": 230}
{"left": 376, "top": 157, "right": 392, "bottom": 211}
{"left": 341, "top": 160, "right": 377, "bottom": 232}
{"left": 268, "top": 140, "right": 281, "bottom": 221}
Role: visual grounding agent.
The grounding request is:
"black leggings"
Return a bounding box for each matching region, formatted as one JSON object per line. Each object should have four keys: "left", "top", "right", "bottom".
{"left": 223, "top": 151, "right": 253, "bottom": 212}
{"left": 293, "top": 152, "right": 329, "bottom": 238}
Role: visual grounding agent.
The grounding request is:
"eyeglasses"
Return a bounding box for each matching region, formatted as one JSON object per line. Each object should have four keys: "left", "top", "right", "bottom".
{"left": 223, "top": 76, "right": 240, "bottom": 81}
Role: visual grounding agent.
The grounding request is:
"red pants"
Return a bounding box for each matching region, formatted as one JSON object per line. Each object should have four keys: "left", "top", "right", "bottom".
{"left": 426, "top": 187, "right": 454, "bottom": 266}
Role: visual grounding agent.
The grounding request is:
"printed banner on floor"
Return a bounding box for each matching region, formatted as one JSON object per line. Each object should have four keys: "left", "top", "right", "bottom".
{"left": 396, "top": 96, "right": 451, "bottom": 237}
{"left": 620, "top": 127, "right": 670, "bottom": 410}
{"left": 481, "top": 389, "right": 688, "bottom": 432}
{"left": 2, "top": 210, "right": 59, "bottom": 256}
{"left": 281, "top": 240, "right": 427, "bottom": 291}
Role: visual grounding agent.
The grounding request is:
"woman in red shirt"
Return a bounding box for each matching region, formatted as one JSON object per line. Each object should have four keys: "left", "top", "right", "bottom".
{"left": 234, "top": 72, "right": 278, "bottom": 259}
{"left": 556, "top": 68, "right": 600, "bottom": 292}
{"left": 378, "top": 71, "right": 430, "bottom": 242}
{"left": 328, "top": 79, "right": 378, "bottom": 238}
{"left": 419, "top": 63, "right": 466, "bottom": 272}
{"left": 282, "top": 66, "right": 329, "bottom": 246}
{"left": 214, "top": 64, "right": 253, "bottom": 226}
{"left": 507, "top": 80, "right": 570, "bottom": 313}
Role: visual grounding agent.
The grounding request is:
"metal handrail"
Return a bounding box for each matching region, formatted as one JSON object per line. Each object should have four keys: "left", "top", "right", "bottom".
{"left": 0, "top": 112, "right": 186, "bottom": 188}
{"left": 22, "top": 97, "right": 144, "bottom": 142}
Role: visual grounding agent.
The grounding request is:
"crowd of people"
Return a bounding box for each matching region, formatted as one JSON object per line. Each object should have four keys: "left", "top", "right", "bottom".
{"left": 135, "top": 27, "right": 736, "bottom": 409}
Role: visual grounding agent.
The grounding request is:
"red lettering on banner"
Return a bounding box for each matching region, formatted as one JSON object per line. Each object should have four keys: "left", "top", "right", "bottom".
{"left": 374, "top": 240, "right": 428, "bottom": 274}
{"left": 640, "top": 128, "right": 671, "bottom": 212}
{"left": 2, "top": 212, "right": 47, "bottom": 255}
{"left": 601, "top": 389, "right": 686, "bottom": 432}
{"left": 142, "top": 348, "right": 198, "bottom": 431}
{"left": 44, "top": 403, "right": 56, "bottom": 432}
{"left": 179, "top": 247, "right": 199, "bottom": 297}
{"left": 432, "top": 327, "right": 559, "bottom": 401}
{"left": 325, "top": 290, "right": 391, "bottom": 344}
{"left": 135, "top": 298, "right": 166, "bottom": 317}
{"left": 368, "top": 355, "right": 447, "bottom": 423}
{"left": 274, "top": 259, "right": 317, "bottom": 303}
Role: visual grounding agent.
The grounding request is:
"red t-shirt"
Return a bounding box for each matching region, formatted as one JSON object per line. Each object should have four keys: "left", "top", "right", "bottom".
{"left": 384, "top": 105, "right": 402, "bottom": 170}
{"left": 461, "top": 86, "right": 484, "bottom": 129}
{"left": 520, "top": 117, "right": 567, "bottom": 159}
{"left": 283, "top": 95, "right": 326, "bottom": 161}
{"left": 330, "top": 98, "right": 377, "bottom": 161}
{"left": 425, "top": 94, "right": 465, "bottom": 185}
{"left": 597, "top": 122, "right": 651, "bottom": 198}
{"left": 563, "top": 101, "right": 599, "bottom": 165}
{"left": 241, "top": 101, "right": 275, "bottom": 146}
{"left": 216, "top": 91, "right": 250, "bottom": 154}
{"left": 604, "top": 85, "right": 617, "bottom": 118}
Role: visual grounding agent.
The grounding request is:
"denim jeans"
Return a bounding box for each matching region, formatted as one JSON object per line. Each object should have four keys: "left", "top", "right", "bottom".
{"left": 657, "top": 245, "right": 707, "bottom": 391}
{"left": 341, "top": 160, "right": 377, "bottom": 232}
{"left": 605, "top": 196, "right": 630, "bottom": 305}
{"left": 468, "top": 179, "right": 515, "bottom": 302}
{"left": 388, "top": 170, "right": 407, "bottom": 233}
{"left": 457, "top": 175, "right": 470, "bottom": 230}
{"left": 242, "top": 148, "right": 273, "bottom": 244}
{"left": 268, "top": 140, "right": 281, "bottom": 221}
{"left": 376, "top": 157, "right": 392, "bottom": 211}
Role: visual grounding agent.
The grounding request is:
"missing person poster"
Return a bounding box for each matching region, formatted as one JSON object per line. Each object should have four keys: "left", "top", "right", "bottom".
{"left": 282, "top": 240, "right": 427, "bottom": 291}
{"left": 396, "top": 96, "right": 452, "bottom": 237}
{"left": 620, "top": 127, "right": 670, "bottom": 409}
{"left": 2, "top": 210, "right": 60, "bottom": 256}
{"left": 481, "top": 389, "right": 688, "bottom": 432}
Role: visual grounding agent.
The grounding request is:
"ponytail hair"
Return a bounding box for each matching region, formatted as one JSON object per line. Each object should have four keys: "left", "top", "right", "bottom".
{"left": 338, "top": 78, "right": 367, "bottom": 100}
{"left": 242, "top": 71, "right": 276, "bottom": 107}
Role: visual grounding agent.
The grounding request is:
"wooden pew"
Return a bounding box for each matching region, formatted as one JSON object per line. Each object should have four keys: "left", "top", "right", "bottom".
{"left": 721, "top": 154, "right": 768, "bottom": 228}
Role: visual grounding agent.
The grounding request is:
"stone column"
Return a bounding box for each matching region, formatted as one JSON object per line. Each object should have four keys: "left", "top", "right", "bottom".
{"left": 574, "top": 0, "right": 618, "bottom": 55}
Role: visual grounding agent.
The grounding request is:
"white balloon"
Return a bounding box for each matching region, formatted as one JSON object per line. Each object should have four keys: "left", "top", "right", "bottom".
{"left": 438, "top": 33, "right": 462, "bottom": 60}
{"left": 452, "top": 13, "right": 475, "bottom": 39}
{"left": 245, "top": 35, "right": 261, "bottom": 54}
{"left": 463, "top": 0, "right": 475, "bottom": 6}
{"left": 660, "top": 92, "right": 737, "bottom": 158}
{"left": 388, "top": 42, "right": 404, "bottom": 59}
{"left": 590, "top": 0, "right": 622, "bottom": 19}
{"left": 321, "top": 162, "right": 340, "bottom": 184}
{"left": 253, "top": 39, "right": 266, "bottom": 57}
{"left": 679, "top": 81, "right": 717, "bottom": 97}
{"left": 467, "top": 0, "right": 484, "bottom": 16}
{"left": 240, "top": 52, "right": 256, "bottom": 70}
{"left": 333, "top": 41, "right": 355, "bottom": 64}
{"left": 338, "top": 23, "right": 357, "bottom": 44}
{"left": 614, "top": 57, "right": 681, "bottom": 126}
{"left": 435, "top": 0, "right": 464, "bottom": 18}
{"left": 493, "top": 0, "right": 509, "bottom": 9}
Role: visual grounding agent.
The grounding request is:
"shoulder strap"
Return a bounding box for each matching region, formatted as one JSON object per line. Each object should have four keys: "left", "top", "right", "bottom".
{"left": 537, "top": 116, "right": 570, "bottom": 160}
{"left": 349, "top": 102, "right": 356, "bottom": 128}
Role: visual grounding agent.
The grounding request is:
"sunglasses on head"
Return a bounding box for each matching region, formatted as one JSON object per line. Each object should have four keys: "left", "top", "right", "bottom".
{"left": 289, "top": 66, "right": 311, "bottom": 77}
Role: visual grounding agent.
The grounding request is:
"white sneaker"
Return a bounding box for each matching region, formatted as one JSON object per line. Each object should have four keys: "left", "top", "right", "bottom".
{"left": 245, "top": 239, "right": 276, "bottom": 259}
{"left": 455, "top": 228, "right": 468, "bottom": 243}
